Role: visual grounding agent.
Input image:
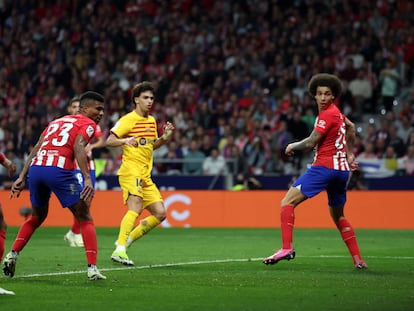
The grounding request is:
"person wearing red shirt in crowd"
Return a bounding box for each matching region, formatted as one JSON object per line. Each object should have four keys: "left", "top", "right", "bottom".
{"left": 3, "top": 91, "right": 106, "bottom": 280}
{"left": 0, "top": 152, "right": 16, "bottom": 295}
{"left": 263, "top": 73, "right": 368, "bottom": 270}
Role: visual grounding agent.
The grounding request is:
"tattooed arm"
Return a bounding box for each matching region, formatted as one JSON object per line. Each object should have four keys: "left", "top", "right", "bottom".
{"left": 285, "top": 130, "right": 322, "bottom": 157}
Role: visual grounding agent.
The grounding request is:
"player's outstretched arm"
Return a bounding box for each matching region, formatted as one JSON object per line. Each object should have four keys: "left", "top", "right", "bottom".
{"left": 285, "top": 130, "right": 322, "bottom": 157}
{"left": 106, "top": 133, "right": 138, "bottom": 148}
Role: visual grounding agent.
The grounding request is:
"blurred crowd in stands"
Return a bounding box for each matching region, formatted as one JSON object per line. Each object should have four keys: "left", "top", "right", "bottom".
{"left": 1, "top": 0, "right": 414, "bottom": 184}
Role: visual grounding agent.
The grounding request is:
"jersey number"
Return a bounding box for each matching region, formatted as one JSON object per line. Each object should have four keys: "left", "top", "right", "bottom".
{"left": 42, "top": 123, "right": 74, "bottom": 147}
{"left": 335, "top": 122, "right": 346, "bottom": 150}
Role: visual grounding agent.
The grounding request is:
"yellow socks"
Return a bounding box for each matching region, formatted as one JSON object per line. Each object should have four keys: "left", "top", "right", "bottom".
{"left": 117, "top": 210, "right": 139, "bottom": 248}
{"left": 129, "top": 215, "right": 161, "bottom": 242}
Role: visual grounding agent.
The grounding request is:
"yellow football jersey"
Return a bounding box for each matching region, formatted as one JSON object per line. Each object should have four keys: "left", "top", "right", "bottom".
{"left": 110, "top": 111, "right": 158, "bottom": 179}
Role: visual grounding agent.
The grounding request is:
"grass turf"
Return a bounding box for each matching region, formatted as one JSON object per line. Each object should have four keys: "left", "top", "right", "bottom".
{"left": 0, "top": 227, "right": 413, "bottom": 311}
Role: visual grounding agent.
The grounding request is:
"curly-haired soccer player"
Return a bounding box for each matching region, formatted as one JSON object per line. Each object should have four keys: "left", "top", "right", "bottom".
{"left": 263, "top": 73, "right": 368, "bottom": 269}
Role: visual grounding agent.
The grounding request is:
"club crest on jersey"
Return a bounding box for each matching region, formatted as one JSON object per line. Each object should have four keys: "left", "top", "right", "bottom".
{"left": 317, "top": 119, "right": 326, "bottom": 129}
{"left": 139, "top": 137, "right": 147, "bottom": 145}
{"left": 86, "top": 125, "right": 94, "bottom": 137}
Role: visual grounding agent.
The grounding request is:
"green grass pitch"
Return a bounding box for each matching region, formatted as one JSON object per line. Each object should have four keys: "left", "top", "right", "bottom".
{"left": 1, "top": 227, "right": 413, "bottom": 311}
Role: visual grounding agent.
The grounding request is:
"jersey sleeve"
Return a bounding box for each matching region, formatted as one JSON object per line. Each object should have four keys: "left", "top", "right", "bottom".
{"left": 152, "top": 116, "right": 159, "bottom": 140}
{"left": 314, "top": 109, "right": 331, "bottom": 136}
{"left": 78, "top": 118, "right": 96, "bottom": 142}
{"left": 94, "top": 124, "right": 103, "bottom": 138}
{"left": 110, "top": 116, "right": 131, "bottom": 138}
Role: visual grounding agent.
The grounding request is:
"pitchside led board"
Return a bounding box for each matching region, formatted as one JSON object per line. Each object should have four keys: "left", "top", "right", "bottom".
{"left": 0, "top": 190, "right": 412, "bottom": 229}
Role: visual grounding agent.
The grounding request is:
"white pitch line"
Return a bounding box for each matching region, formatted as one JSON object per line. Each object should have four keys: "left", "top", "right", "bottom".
{"left": 14, "top": 255, "right": 414, "bottom": 279}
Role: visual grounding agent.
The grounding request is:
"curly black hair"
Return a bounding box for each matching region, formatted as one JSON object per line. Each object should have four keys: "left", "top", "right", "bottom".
{"left": 307, "top": 73, "right": 342, "bottom": 98}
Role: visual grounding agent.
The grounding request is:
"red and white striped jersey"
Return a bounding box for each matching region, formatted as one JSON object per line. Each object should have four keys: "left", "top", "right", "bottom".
{"left": 312, "top": 104, "right": 350, "bottom": 171}
{"left": 74, "top": 124, "right": 103, "bottom": 170}
{"left": 31, "top": 115, "right": 97, "bottom": 170}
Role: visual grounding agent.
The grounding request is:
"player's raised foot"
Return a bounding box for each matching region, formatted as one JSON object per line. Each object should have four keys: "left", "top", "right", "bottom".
{"left": 3, "top": 250, "right": 18, "bottom": 278}
{"left": 263, "top": 248, "right": 295, "bottom": 265}
{"left": 0, "top": 287, "right": 15, "bottom": 295}
{"left": 355, "top": 261, "right": 368, "bottom": 270}
{"left": 87, "top": 265, "right": 107, "bottom": 280}
{"left": 64, "top": 231, "right": 84, "bottom": 247}
{"left": 111, "top": 250, "right": 134, "bottom": 266}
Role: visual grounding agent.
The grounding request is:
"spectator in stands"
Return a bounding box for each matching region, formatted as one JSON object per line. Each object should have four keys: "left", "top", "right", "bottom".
{"left": 161, "top": 140, "right": 183, "bottom": 175}
{"left": 364, "top": 123, "right": 378, "bottom": 145}
{"left": 406, "top": 131, "right": 414, "bottom": 150}
{"left": 397, "top": 113, "right": 413, "bottom": 145}
{"left": 339, "top": 58, "right": 358, "bottom": 82}
{"left": 356, "top": 141, "right": 378, "bottom": 160}
{"left": 202, "top": 147, "right": 227, "bottom": 175}
{"left": 235, "top": 130, "right": 249, "bottom": 153}
{"left": 353, "top": 134, "right": 365, "bottom": 158}
{"left": 182, "top": 139, "right": 205, "bottom": 175}
{"left": 269, "top": 119, "right": 294, "bottom": 173}
{"left": 397, "top": 101, "right": 413, "bottom": 122}
{"left": 177, "top": 135, "right": 190, "bottom": 158}
{"left": 199, "top": 133, "right": 215, "bottom": 157}
{"left": 379, "top": 59, "right": 400, "bottom": 112}
{"left": 301, "top": 106, "right": 317, "bottom": 134}
{"left": 348, "top": 68, "right": 373, "bottom": 121}
{"left": 374, "top": 137, "right": 388, "bottom": 159}
{"left": 387, "top": 124, "right": 406, "bottom": 157}
{"left": 383, "top": 145, "right": 399, "bottom": 172}
{"left": 398, "top": 144, "right": 414, "bottom": 175}
{"left": 376, "top": 117, "right": 391, "bottom": 145}
{"left": 227, "top": 145, "right": 248, "bottom": 176}
{"left": 245, "top": 136, "right": 272, "bottom": 175}
{"left": 220, "top": 133, "right": 236, "bottom": 159}
{"left": 286, "top": 109, "right": 309, "bottom": 172}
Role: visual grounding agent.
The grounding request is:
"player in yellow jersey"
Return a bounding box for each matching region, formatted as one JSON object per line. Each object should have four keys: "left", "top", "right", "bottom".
{"left": 107, "top": 81, "right": 175, "bottom": 265}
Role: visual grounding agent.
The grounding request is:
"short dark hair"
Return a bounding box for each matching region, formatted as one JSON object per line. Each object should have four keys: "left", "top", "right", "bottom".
{"left": 132, "top": 81, "right": 155, "bottom": 101}
{"left": 79, "top": 91, "right": 104, "bottom": 106}
{"left": 308, "top": 73, "right": 342, "bottom": 98}
{"left": 67, "top": 95, "right": 80, "bottom": 108}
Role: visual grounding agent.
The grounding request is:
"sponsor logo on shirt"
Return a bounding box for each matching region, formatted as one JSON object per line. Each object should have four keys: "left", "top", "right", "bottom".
{"left": 317, "top": 119, "right": 326, "bottom": 129}
{"left": 139, "top": 137, "right": 147, "bottom": 145}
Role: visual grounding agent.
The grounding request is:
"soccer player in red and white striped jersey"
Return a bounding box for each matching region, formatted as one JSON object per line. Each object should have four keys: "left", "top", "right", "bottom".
{"left": 4, "top": 91, "right": 107, "bottom": 280}
{"left": 263, "top": 73, "right": 368, "bottom": 269}
{"left": 64, "top": 96, "right": 105, "bottom": 248}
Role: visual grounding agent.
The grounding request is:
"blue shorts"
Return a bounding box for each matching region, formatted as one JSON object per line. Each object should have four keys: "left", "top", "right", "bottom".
{"left": 74, "top": 169, "right": 96, "bottom": 188}
{"left": 292, "top": 166, "right": 350, "bottom": 207}
{"left": 28, "top": 165, "right": 82, "bottom": 208}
